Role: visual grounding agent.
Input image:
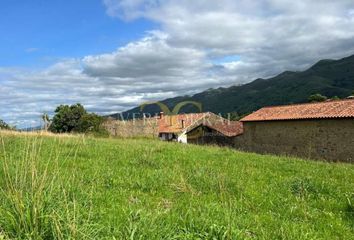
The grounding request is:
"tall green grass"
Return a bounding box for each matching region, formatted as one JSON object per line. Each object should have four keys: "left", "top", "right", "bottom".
{"left": 0, "top": 132, "right": 354, "bottom": 239}
{"left": 0, "top": 135, "right": 97, "bottom": 239}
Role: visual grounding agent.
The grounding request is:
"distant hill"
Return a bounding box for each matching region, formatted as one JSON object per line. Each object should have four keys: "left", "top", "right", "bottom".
{"left": 20, "top": 125, "right": 43, "bottom": 132}
{"left": 111, "top": 54, "right": 354, "bottom": 119}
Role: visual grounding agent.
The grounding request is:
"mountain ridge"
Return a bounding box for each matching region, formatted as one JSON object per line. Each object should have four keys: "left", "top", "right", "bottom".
{"left": 111, "top": 54, "right": 354, "bottom": 119}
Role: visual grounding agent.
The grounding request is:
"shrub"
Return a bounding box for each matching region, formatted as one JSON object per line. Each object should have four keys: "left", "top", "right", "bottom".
{"left": 48, "top": 104, "right": 108, "bottom": 136}
{"left": 308, "top": 94, "right": 327, "bottom": 102}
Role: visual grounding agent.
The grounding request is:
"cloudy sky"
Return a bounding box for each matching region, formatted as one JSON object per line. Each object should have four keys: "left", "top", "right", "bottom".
{"left": 1, "top": 0, "right": 354, "bottom": 128}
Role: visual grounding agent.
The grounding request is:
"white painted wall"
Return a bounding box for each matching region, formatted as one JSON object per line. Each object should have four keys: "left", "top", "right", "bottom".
{"left": 178, "top": 132, "right": 188, "bottom": 144}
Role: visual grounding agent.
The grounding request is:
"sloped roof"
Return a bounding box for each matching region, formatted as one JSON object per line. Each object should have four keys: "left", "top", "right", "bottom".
{"left": 158, "top": 113, "right": 210, "bottom": 133}
{"left": 240, "top": 99, "right": 354, "bottom": 122}
{"left": 188, "top": 121, "right": 244, "bottom": 137}
{"left": 176, "top": 112, "right": 244, "bottom": 137}
{"left": 209, "top": 121, "right": 244, "bottom": 137}
{"left": 159, "top": 112, "right": 244, "bottom": 137}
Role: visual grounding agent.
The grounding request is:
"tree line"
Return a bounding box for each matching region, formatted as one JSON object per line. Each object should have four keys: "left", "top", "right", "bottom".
{"left": 308, "top": 91, "right": 354, "bottom": 103}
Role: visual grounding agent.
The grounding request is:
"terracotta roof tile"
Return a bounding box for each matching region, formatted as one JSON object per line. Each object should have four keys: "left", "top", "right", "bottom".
{"left": 158, "top": 112, "right": 244, "bottom": 137}
{"left": 203, "top": 121, "right": 244, "bottom": 137}
{"left": 176, "top": 112, "right": 244, "bottom": 137}
{"left": 240, "top": 99, "right": 354, "bottom": 122}
{"left": 158, "top": 113, "right": 209, "bottom": 133}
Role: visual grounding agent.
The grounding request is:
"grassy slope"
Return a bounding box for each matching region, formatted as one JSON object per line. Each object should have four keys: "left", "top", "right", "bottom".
{"left": 0, "top": 134, "right": 354, "bottom": 239}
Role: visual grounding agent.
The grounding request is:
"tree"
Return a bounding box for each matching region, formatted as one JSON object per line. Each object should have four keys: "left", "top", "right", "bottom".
{"left": 0, "top": 119, "right": 10, "bottom": 130}
{"left": 76, "top": 113, "right": 104, "bottom": 133}
{"left": 48, "top": 103, "right": 106, "bottom": 134}
{"left": 41, "top": 113, "right": 51, "bottom": 131}
{"left": 308, "top": 94, "right": 327, "bottom": 103}
{"left": 49, "top": 104, "right": 87, "bottom": 133}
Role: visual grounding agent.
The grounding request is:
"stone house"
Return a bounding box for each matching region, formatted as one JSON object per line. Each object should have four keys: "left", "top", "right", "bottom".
{"left": 236, "top": 99, "right": 354, "bottom": 162}
{"left": 158, "top": 112, "right": 243, "bottom": 144}
{"left": 158, "top": 112, "right": 208, "bottom": 142}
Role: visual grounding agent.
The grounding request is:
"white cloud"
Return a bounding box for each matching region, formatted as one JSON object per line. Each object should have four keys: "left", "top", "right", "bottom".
{"left": 101, "top": 0, "right": 354, "bottom": 88}
{"left": 82, "top": 32, "right": 208, "bottom": 79}
{"left": 104, "top": 0, "right": 354, "bottom": 60}
{"left": 0, "top": 34, "right": 224, "bottom": 128}
{"left": 2, "top": 0, "right": 354, "bottom": 127}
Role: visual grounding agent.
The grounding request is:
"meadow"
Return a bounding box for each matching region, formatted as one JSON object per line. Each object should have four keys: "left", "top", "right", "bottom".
{"left": 0, "top": 131, "right": 354, "bottom": 239}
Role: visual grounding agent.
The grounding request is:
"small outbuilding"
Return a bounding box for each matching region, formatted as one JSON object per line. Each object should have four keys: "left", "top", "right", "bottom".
{"left": 158, "top": 112, "right": 243, "bottom": 145}
{"left": 158, "top": 112, "right": 209, "bottom": 143}
{"left": 184, "top": 120, "right": 243, "bottom": 146}
{"left": 237, "top": 99, "right": 354, "bottom": 162}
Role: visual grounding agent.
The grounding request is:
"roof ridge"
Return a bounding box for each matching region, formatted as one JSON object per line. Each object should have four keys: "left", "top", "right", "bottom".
{"left": 167, "top": 112, "right": 210, "bottom": 116}
{"left": 261, "top": 98, "right": 354, "bottom": 110}
{"left": 241, "top": 98, "right": 354, "bottom": 122}
{"left": 185, "top": 119, "right": 243, "bottom": 137}
{"left": 182, "top": 113, "right": 212, "bottom": 131}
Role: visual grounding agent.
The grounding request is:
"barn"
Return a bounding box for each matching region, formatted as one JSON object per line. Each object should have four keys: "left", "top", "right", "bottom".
{"left": 237, "top": 99, "right": 354, "bottom": 162}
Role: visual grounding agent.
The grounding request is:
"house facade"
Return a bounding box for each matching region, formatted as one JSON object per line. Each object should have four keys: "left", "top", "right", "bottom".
{"left": 158, "top": 112, "right": 208, "bottom": 143}
{"left": 158, "top": 112, "right": 243, "bottom": 144}
{"left": 236, "top": 99, "right": 354, "bottom": 162}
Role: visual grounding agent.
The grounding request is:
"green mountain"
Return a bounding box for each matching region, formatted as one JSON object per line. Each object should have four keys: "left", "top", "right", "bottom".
{"left": 113, "top": 54, "right": 354, "bottom": 119}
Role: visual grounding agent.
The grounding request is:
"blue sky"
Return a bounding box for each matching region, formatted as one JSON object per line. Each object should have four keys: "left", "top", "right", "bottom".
{"left": 0, "top": 0, "right": 155, "bottom": 67}
{"left": 1, "top": 0, "right": 354, "bottom": 128}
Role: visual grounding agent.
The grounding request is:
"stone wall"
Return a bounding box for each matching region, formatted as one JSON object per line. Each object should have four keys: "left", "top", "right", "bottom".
{"left": 103, "top": 118, "right": 159, "bottom": 138}
{"left": 233, "top": 119, "right": 354, "bottom": 162}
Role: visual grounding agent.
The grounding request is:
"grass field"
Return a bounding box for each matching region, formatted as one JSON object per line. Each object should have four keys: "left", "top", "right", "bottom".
{"left": 0, "top": 132, "right": 354, "bottom": 239}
